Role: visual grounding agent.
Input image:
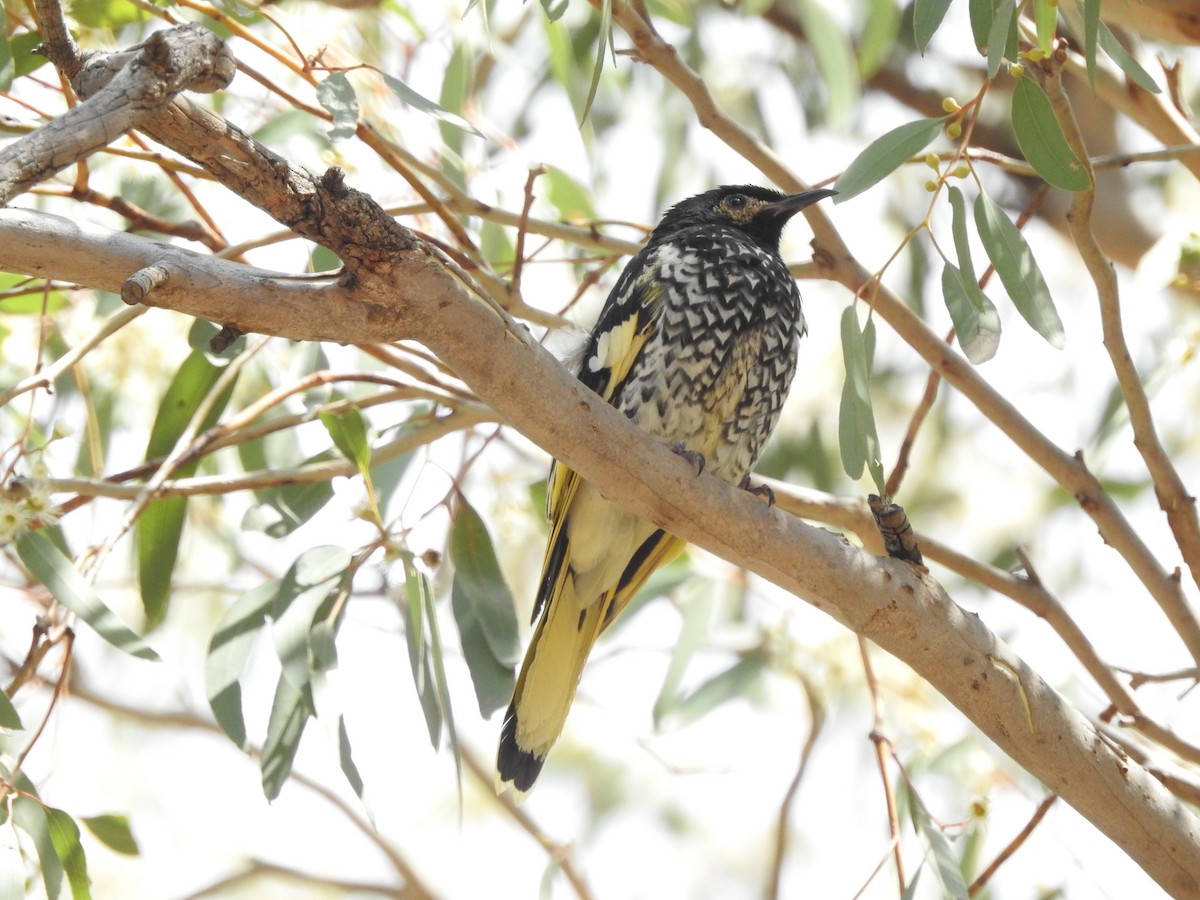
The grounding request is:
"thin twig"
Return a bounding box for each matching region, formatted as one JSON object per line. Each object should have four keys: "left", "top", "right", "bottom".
{"left": 968, "top": 794, "right": 1057, "bottom": 896}
{"left": 859, "top": 637, "right": 906, "bottom": 895}
{"left": 1038, "top": 54, "right": 1200, "bottom": 636}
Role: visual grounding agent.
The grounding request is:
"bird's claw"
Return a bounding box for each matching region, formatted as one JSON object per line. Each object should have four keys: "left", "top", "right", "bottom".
{"left": 669, "top": 441, "right": 706, "bottom": 477}
{"left": 739, "top": 474, "right": 775, "bottom": 507}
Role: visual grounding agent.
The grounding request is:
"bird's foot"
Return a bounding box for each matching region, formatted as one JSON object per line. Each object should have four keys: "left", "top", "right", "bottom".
{"left": 739, "top": 474, "right": 775, "bottom": 507}
{"left": 669, "top": 441, "right": 706, "bottom": 477}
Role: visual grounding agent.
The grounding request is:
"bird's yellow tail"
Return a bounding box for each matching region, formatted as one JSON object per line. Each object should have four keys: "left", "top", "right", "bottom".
{"left": 497, "top": 575, "right": 609, "bottom": 796}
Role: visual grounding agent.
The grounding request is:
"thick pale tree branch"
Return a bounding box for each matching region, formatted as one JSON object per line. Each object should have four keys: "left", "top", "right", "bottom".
{"left": 2, "top": 213, "right": 1199, "bottom": 896}
{"left": 600, "top": 1, "right": 1200, "bottom": 672}
{"left": 3, "top": 19, "right": 1200, "bottom": 896}
{"left": 0, "top": 24, "right": 235, "bottom": 203}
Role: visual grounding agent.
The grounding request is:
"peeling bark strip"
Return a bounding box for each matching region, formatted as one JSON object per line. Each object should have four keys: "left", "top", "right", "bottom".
{"left": 0, "top": 25, "right": 235, "bottom": 204}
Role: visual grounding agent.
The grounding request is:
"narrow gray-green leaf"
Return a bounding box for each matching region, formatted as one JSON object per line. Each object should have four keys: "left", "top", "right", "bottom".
{"left": 968, "top": 0, "right": 995, "bottom": 51}
{"left": 973, "top": 191, "right": 1065, "bottom": 348}
{"left": 449, "top": 501, "right": 520, "bottom": 665}
{"left": 316, "top": 72, "right": 359, "bottom": 141}
{"left": 857, "top": 0, "right": 900, "bottom": 79}
{"left": 838, "top": 307, "right": 885, "bottom": 492}
{"left": 261, "top": 673, "right": 313, "bottom": 801}
{"left": 403, "top": 558, "right": 442, "bottom": 747}
{"left": 206, "top": 580, "right": 279, "bottom": 748}
{"left": 1033, "top": 0, "right": 1056, "bottom": 57}
{"left": 81, "top": 815, "right": 138, "bottom": 857}
{"left": 941, "top": 262, "right": 1001, "bottom": 364}
{"left": 1011, "top": 77, "right": 1091, "bottom": 191}
{"left": 46, "top": 808, "right": 90, "bottom": 900}
{"left": 834, "top": 116, "right": 946, "bottom": 202}
{"left": 1098, "top": 22, "right": 1161, "bottom": 94}
{"left": 319, "top": 408, "right": 371, "bottom": 473}
{"left": 138, "top": 349, "right": 235, "bottom": 627}
{"left": 985, "top": 0, "right": 1014, "bottom": 79}
{"left": 946, "top": 186, "right": 977, "bottom": 280}
{"left": 653, "top": 587, "right": 713, "bottom": 727}
{"left": 422, "top": 576, "right": 461, "bottom": 793}
{"left": 664, "top": 653, "right": 768, "bottom": 730}
{"left": 1082, "top": 0, "right": 1100, "bottom": 88}
{"left": 10, "top": 782, "right": 62, "bottom": 900}
{"left": 382, "top": 72, "right": 484, "bottom": 137}
{"left": 796, "top": 0, "right": 859, "bottom": 124}
{"left": 271, "top": 547, "right": 350, "bottom": 694}
{"left": 913, "top": 0, "right": 952, "bottom": 53}
{"left": 580, "top": 0, "right": 613, "bottom": 125}
{"left": 16, "top": 530, "right": 159, "bottom": 660}
{"left": 915, "top": 808, "right": 970, "bottom": 900}
{"left": 0, "top": 691, "right": 20, "bottom": 730}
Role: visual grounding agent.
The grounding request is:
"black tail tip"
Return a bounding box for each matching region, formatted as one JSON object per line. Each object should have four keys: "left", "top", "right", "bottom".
{"left": 497, "top": 707, "right": 546, "bottom": 794}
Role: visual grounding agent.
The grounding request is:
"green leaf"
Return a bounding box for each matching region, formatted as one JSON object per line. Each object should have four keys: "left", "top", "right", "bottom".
{"left": 1033, "top": 0, "right": 1056, "bottom": 57}
{"left": 985, "top": 0, "right": 1014, "bottom": 79}
{"left": 46, "top": 808, "right": 90, "bottom": 900}
{"left": 968, "top": 0, "right": 996, "bottom": 51}
{"left": 941, "top": 262, "right": 1002, "bottom": 364}
{"left": 838, "top": 307, "right": 885, "bottom": 492}
{"left": 1010, "top": 77, "right": 1092, "bottom": 191}
{"left": 16, "top": 530, "right": 159, "bottom": 660}
{"left": 580, "top": 0, "right": 614, "bottom": 125}
{"left": 138, "top": 349, "right": 236, "bottom": 627}
{"left": 242, "top": 451, "right": 337, "bottom": 538}
{"left": 316, "top": 72, "right": 359, "bottom": 141}
{"left": 381, "top": 72, "right": 484, "bottom": 137}
{"left": 913, "top": 0, "right": 952, "bottom": 54}
{"left": 9, "top": 777, "right": 62, "bottom": 900}
{"left": 834, "top": 116, "right": 946, "bottom": 202}
{"left": 540, "top": 0, "right": 569, "bottom": 20}
{"left": 652, "top": 586, "right": 713, "bottom": 726}
{"left": 913, "top": 806, "right": 970, "bottom": 900}
{"left": 450, "top": 500, "right": 519, "bottom": 717}
{"left": 10, "top": 32, "right": 47, "bottom": 79}
{"left": 271, "top": 547, "right": 350, "bottom": 694}
{"left": 422, "top": 569, "right": 461, "bottom": 791}
{"left": 857, "top": 0, "right": 901, "bottom": 80}
{"left": 403, "top": 557, "right": 443, "bottom": 747}
{"left": 260, "top": 673, "right": 313, "bottom": 801}
{"left": 449, "top": 502, "right": 520, "bottom": 665}
{"left": 973, "top": 191, "right": 1065, "bottom": 348}
{"left": 1098, "top": 23, "right": 1161, "bottom": 94}
{"left": 206, "top": 580, "right": 278, "bottom": 748}
{"left": 319, "top": 408, "right": 371, "bottom": 473}
{"left": 797, "top": 0, "right": 859, "bottom": 124}
{"left": 664, "top": 653, "right": 768, "bottom": 730}
{"left": 1082, "top": 0, "right": 1100, "bottom": 88}
{"left": 81, "top": 815, "right": 138, "bottom": 856}
{"left": 0, "top": 7, "right": 14, "bottom": 92}
{"left": 544, "top": 166, "right": 596, "bottom": 222}
{"left": 0, "top": 690, "right": 21, "bottom": 730}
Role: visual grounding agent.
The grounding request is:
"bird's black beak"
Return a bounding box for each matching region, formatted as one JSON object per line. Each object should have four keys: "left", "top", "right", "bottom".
{"left": 763, "top": 187, "right": 838, "bottom": 223}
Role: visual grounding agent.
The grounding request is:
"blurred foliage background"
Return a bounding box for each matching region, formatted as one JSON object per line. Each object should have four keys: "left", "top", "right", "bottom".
{"left": 2, "top": 0, "right": 1200, "bottom": 897}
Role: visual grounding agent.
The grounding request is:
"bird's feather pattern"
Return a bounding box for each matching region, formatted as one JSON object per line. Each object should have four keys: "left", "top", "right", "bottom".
{"left": 497, "top": 184, "right": 835, "bottom": 796}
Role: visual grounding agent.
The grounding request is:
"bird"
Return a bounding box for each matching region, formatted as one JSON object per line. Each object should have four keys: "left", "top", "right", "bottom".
{"left": 496, "top": 184, "right": 836, "bottom": 796}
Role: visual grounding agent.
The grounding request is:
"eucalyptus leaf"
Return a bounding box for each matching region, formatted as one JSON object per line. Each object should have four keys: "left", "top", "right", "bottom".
{"left": 834, "top": 117, "right": 946, "bottom": 202}
{"left": 973, "top": 191, "right": 1064, "bottom": 348}
{"left": 1011, "top": 77, "right": 1091, "bottom": 191}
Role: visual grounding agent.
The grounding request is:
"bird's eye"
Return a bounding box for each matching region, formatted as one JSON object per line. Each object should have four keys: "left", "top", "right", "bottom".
{"left": 725, "top": 194, "right": 747, "bottom": 209}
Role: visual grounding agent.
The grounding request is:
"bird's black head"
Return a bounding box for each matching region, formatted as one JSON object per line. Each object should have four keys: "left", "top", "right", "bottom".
{"left": 651, "top": 184, "right": 836, "bottom": 253}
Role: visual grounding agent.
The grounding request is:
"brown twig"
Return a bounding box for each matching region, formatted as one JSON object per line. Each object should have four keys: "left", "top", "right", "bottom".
{"left": 968, "top": 794, "right": 1057, "bottom": 895}
{"left": 859, "top": 637, "right": 906, "bottom": 895}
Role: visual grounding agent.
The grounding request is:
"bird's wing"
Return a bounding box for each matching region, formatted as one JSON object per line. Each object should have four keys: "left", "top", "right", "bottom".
{"left": 533, "top": 256, "right": 667, "bottom": 625}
